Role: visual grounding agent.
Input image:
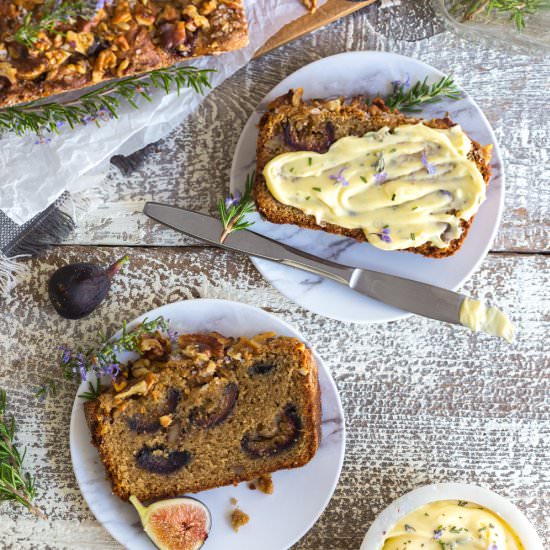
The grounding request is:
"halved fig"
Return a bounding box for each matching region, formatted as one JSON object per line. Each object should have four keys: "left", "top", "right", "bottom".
{"left": 130, "top": 495, "right": 211, "bottom": 550}
{"left": 126, "top": 387, "right": 182, "bottom": 434}
{"left": 241, "top": 404, "right": 303, "bottom": 458}
{"left": 189, "top": 383, "right": 238, "bottom": 429}
{"left": 135, "top": 445, "right": 192, "bottom": 474}
{"left": 248, "top": 362, "right": 276, "bottom": 376}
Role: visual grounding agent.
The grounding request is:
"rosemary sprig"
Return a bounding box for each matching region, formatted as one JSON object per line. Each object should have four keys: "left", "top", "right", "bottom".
{"left": 14, "top": 0, "right": 88, "bottom": 49}
{"left": 36, "top": 316, "right": 169, "bottom": 400}
{"left": 218, "top": 171, "right": 256, "bottom": 243}
{"left": 0, "top": 66, "right": 214, "bottom": 136}
{"left": 386, "top": 75, "right": 462, "bottom": 112}
{"left": 78, "top": 379, "right": 104, "bottom": 401}
{"left": 0, "top": 389, "right": 46, "bottom": 519}
{"left": 452, "top": 0, "right": 550, "bottom": 30}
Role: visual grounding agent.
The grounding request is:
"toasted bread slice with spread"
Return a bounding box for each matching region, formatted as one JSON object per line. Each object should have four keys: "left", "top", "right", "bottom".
{"left": 254, "top": 88, "right": 492, "bottom": 258}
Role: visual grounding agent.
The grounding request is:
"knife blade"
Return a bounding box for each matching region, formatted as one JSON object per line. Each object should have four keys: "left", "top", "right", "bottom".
{"left": 144, "top": 201, "right": 465, "bottom": 325}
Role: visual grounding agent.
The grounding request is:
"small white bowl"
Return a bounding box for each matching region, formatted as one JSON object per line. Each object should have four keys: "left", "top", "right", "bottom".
{"left": 360, "top": 483, "right": 543, "bottom": 550}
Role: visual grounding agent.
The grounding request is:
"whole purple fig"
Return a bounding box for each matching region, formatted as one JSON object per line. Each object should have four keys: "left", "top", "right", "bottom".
{"left": 48, "top": 255, "right": 129, "bottom": 319}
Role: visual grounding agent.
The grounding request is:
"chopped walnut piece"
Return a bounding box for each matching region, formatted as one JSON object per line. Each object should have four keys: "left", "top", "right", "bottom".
{"left": 45, "top": 50, "right": 71, "bottom": 67}
{"left": 0, "top": 62, "right": 17, "bottom": 85}
{"left": 112, "top": 1, "right": 133, "bottom": 25}
{"left": 65, "top": 30, "right": 95, "bottom": 55}
{"left": 182, "top": 5, "right": 210, "bottom": 31}
{"left": 92, "top": 48, "right": 117, "bottom": 82}
{"left": 159, "top": 414, "right": 173, "bottom": 427}
{"left": 114, "top": 373, "right": 157, "bottom": 402}
{"left": 200, "top": 0, "right": 218, "bottom": 15}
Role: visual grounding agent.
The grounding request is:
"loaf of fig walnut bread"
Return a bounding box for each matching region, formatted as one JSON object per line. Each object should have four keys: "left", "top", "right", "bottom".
{"left": 84, "top": 330, "right": 321, "bottom": 501}
{"left": 0, "top": 0, "right": 248, "bottom": 108}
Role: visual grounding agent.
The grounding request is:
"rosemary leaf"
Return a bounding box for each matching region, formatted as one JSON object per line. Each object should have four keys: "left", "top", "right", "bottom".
{"left": 0, "top": 66, "right": 215, "bottom": 136}
{"left": 0, "top": 389, "right": 46, "bottom": 519}
{"left": 13, "top": 0, "right": 89, "bottom": 49}
{"left": 386, "top": 75, "right": 462, "bottom": 112}
{"left": 218, "top": 172, "right": 256, "bottom": 243}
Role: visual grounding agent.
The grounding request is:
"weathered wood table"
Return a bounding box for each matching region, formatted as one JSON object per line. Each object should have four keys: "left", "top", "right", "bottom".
{"left": 1, "top": 1, "right": 549, "bottom": 548}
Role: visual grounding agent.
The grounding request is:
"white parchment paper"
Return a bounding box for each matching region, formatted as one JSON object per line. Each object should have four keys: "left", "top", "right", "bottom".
{"left": 0, "top": 0, "right": 326, "bottom": 225}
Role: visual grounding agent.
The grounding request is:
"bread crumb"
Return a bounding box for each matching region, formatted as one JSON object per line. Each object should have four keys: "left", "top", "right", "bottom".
{"left": 230, "top": 497, "right": 237, "bottom": 505}
{"left": 248, "top": 482, "right": 256, "bottom": 490}
{"left": 257, "top": 473, "right": 274, "bottom": 494}
{"left": 231, "top": 507, "right": 249, "bottom": 532}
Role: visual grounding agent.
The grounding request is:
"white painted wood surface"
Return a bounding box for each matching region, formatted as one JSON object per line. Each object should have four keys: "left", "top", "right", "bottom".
{"left": 0, "top": 1, "right": 549, "bottom": 549}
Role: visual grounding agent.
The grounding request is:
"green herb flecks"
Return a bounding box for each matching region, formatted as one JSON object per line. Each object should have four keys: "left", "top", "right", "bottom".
{"left": 387, "top": 76, "right": 461, "bottom": 113}
{"left": 312, "top": 186, "right": 322, "bottom": 192}
{"left": 410, "top": 232, "right": 416, "bottom": 240}
{"left": 218, "top": 172, "right": 255, "bottom": 244}
{"left": 0, "top": 66, "right": 214, "bottom": 136}
{"left": 13, "top": 0, "right": 88, "bottom": 48}
{"left": 0, "top": 389, "right": 46, "bottom": 519}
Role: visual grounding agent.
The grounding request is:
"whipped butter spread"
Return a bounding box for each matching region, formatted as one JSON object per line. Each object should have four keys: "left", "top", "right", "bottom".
{"left": 263, "top": 123, "right": 487, "bottom": 251}
{"left": 382, "top": 500, "right": 524, "bottom": 550}
{"left": 460, "top": 298, "right": 515, "bottom": 343}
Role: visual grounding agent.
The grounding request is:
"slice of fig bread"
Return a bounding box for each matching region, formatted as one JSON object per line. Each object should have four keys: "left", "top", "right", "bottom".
{"left": 84, "top": 330, "right": 321, "bottom": 501}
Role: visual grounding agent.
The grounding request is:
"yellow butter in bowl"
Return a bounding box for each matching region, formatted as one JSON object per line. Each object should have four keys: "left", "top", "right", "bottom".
{"left": 382, "top": 500, "right": 524, "bottom": 550}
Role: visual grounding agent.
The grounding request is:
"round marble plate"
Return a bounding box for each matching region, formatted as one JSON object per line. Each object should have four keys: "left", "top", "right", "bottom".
{"left": 70, "top": 299, "right": 345, "bottom": 550}
{"left": 230, "top": 51, "right": 504, "bottom": 323}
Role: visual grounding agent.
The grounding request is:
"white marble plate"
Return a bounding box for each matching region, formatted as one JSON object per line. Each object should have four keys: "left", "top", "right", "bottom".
{"left": 230, "top": 51, "right": 504, "bottom": 323}
{"left": 70, "top": 299, "right": 345, "bottom": 550}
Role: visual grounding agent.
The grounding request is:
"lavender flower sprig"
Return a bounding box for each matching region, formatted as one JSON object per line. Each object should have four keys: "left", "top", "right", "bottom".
{"left": 36, "top": 316, "right": 169, "bottom": 400}
{"left": 218, "top": 172, "right": 255, "bottom": 244}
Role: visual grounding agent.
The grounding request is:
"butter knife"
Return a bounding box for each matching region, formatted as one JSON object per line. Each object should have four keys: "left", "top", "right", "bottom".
{"left": 143, "top": 202, "right": 513, "bottom": 339}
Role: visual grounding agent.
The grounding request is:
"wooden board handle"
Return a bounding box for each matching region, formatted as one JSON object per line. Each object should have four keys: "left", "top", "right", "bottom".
{"left": 254, "top": 0, "right": 377, "bottom": 58}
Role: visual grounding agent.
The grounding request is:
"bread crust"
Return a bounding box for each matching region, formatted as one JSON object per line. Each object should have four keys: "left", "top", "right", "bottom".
{"left": 254, "top": 89, "right": 492, "bottom": 258}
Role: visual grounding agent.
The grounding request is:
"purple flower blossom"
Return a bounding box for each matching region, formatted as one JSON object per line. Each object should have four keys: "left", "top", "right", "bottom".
{"left": 392, "top": 73, "right": 411, "bottom": 94}
{"left": 421, "top": 151, "right": 437, "bottom": 175}
{"left": 74, "top": 352, "right": 88, "bottom": 382}
{"left": 374, "top": 171, "right": 388, "bottom": 184}
{"left": 95, "top": 0, "right": 106, "bottom": 10}
{"left": 225, "top": 192, "right": 241, "bottom": 209}
{"left": 167, "top": 327, "right": 179, "bottom": 343}
{"left": 59, "top": 345, "right": 72, "bottom": 364}
{"left": 489, "top": 545, "right": 499, "bottom": 550}
{"left": 329, "top": 166, "right": 350, "bottom": 187}
{"left": 100, "top": 362, "right": 120, "bottom": 378}
{"left": 440, "top": 189, "right": 452, "bottom": 198}
{"left": 433, "top": 529, "right": 443, "bottom": 541}
{"left": 380, "top": 226, "right": 392, "bottom": 243}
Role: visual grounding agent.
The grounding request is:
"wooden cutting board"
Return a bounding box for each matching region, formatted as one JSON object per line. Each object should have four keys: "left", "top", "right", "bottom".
{"left": 255, "top": 0, "right": 377, "bottom": 58}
